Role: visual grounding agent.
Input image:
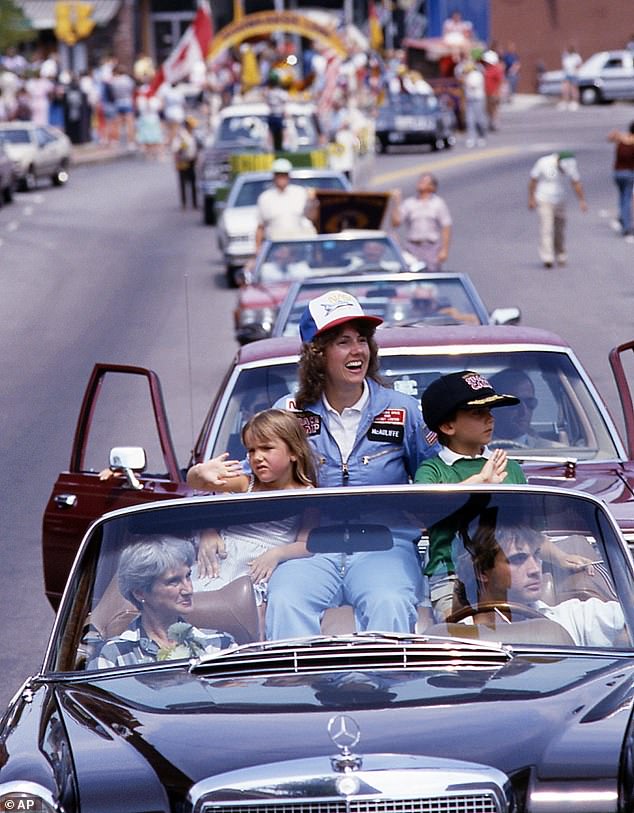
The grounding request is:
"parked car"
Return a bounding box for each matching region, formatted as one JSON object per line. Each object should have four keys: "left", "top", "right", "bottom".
{"left": 538, "top": 49, "right": 634, "bottom": 104}
{"left": 0, "top": 122, "right": 71, "bottom": 190}
{"left": 234, "top": 233, "right": 423, "bottom": 344}
{"left": 197, "top": 100, "right": 324, "bottom": 225}
{"left": 271, "top": 272, "right": 521, "bottom": 338}
{"left": 8, "top": 482, "right": 634, "bottom": 813}
{"left": 217, "top": 168, "right": 351, "bottom": 287}
{"left": 374, "top": 91, "right": 456, "bottom": 153}
{"left": 42, "top": 329, "right": 634, "bottom": 607}
{"left": 0, "top": 139, "right": 16, "bottom": 205}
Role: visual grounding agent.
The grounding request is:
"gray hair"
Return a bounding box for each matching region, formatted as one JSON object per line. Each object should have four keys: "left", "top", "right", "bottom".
{"left": 118, "top": 536, "right": 196, "bottom": 609}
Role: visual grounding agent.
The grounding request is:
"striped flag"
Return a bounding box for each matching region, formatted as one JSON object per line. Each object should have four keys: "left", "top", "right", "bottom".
{"left": 146, "top": 0, "right": 213, "bottom": 96}
{"left": 316, "top": 49, "right": 343, "bottom": 126}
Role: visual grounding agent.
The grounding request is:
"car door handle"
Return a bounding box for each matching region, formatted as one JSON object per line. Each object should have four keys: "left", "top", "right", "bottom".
{"left": 55, "top": 494, "right": 77, "bottom": 508}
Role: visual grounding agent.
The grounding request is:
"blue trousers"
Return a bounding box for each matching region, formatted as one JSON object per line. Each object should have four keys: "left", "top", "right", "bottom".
{"left": 614, "top": 170, "right": 634, "bottom": 236}
{"left": 265, "top": 542, "right": 424, "bottom": 639}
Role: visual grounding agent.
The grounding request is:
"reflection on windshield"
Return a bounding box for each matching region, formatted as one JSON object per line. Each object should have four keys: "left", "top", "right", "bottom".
{"left": 210, "top": 350, "right": 620, "bottom": 462}
{"left": 56, "top": 489, "right": 634, "bottom": 673}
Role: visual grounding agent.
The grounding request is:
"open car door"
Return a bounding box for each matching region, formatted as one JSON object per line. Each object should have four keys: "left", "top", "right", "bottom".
{"left": 610, "top": 340, "right": 634, "bottom": 460}
{"left": 42, "top": 363, "right": 186, "bottom": 608}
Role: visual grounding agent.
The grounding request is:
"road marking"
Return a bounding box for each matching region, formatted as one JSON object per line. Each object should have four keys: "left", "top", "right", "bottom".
{"left": 368, "top": 145, "right": 522, "bottom": 187}
{"left": 6, "top": 221, "right": 19, "bottom": 231}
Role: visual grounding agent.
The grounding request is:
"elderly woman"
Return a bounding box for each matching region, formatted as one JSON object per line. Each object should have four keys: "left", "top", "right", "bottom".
{"left": 91, "top": 536, "right": 235, "bottom": 669}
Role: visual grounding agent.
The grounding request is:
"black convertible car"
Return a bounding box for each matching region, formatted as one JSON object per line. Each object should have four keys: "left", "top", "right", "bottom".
{"left": 3, "top": 483, "right": 634, "bottom": 813}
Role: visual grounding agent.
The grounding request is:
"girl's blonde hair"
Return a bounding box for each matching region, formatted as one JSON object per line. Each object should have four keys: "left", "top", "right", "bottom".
{"left": 241, "top": 408, "right": 317, "bottom": 487}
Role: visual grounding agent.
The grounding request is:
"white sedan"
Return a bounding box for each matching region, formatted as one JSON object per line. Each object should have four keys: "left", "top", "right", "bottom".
{"left": 0, "top": 121, "right": 71, "bottom": 190}
{"left": 538, "top": 49, "right": 634, "bottom": 105}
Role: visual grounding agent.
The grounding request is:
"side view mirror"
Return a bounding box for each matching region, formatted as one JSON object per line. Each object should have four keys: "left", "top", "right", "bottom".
{"left": 109, "top": 446, "right": 146, "bottom": 491}
{"left": 490, "top": 307, "right": 521, "bottom": 326}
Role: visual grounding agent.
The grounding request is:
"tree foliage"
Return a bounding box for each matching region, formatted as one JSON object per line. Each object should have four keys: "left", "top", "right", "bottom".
{"left": 0, "top": 0, "right": 37, "bottom": 52}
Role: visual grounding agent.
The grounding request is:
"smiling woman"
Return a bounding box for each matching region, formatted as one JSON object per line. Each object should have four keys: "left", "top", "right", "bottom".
{"left": 89, "top": 536, "right": 235, "bottom": 669}
{"left": 254, "top": 291, "right": 442, "bottom": 640}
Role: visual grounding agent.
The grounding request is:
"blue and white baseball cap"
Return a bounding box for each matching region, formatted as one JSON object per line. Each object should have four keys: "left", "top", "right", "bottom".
{"left": 299, "top": 290, "right": 383, "bottom": 343}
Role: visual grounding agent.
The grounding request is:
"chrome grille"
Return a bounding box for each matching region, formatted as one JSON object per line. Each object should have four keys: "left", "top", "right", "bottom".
{"left": 202, "top": 796, "right": 500, "bottom": 813}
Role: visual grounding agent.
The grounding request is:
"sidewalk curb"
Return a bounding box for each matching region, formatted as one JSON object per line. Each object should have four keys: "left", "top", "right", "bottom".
{"left": 70, "top": 145, "right": 141, "bottom": 166}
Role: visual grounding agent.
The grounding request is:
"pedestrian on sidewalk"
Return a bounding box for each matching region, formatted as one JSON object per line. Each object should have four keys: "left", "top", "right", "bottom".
{"left": 528, "top": 151, "right": 587, "bottom": 268}
{"left": 171, "top": 117, "right": 198, "bottom": 209}
{"left": 607, "top": 121, "right": 634, "bottom": 242}
{"left": 559, "top": 45, "right": 582, "bottom": 110}
{"left": 391, "top": 173, "right": 452, "bottom": 271}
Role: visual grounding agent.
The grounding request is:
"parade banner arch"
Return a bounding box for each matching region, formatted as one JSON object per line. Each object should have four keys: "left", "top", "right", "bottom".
{"left": 208, "top": 11, "right": 349, "bottom": 61}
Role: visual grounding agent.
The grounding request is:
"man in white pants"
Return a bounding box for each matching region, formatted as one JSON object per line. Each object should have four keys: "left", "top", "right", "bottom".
{"left": 528, "top": 151, "right": 587, "bottom": 268}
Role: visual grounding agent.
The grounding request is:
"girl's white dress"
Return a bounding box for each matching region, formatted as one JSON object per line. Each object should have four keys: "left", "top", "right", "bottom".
{"left": 192, "top": 477, "right": 306, "bottom": 602}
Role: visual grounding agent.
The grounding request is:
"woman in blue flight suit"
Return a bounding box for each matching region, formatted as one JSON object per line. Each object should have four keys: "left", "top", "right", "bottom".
{"left": 267, "top": 290, "right": 440, "bottom": 639}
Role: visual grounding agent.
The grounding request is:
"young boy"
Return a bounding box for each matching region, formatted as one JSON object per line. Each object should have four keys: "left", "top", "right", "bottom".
{"left": 415, "top": 370, "right": 526, "bottom": 620}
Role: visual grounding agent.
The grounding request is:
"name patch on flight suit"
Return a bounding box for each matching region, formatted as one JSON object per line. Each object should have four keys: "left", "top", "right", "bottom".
{"left": 297, "top": 411, "right": 322, "bottom": 436}
{"left": 367, "top": 408, "right": 405, "bottom": 443}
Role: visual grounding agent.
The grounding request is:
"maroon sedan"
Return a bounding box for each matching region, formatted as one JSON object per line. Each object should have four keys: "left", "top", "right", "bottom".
{"left": 43, "top": 326, "right": 634, "bottom": 607}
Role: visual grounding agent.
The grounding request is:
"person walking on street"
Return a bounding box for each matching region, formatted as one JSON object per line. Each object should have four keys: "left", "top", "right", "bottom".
{"left": 528, "top": 151, "right": 587, "bottom": 268}
{"left": 391, "top": 173, "right": 452, "bottom": 271}
{"left": 607, "top": 121, "right": 634, "bottom": 242}
{"left": 482, "top": 50, "right": 504, "bottom": 131}
{"left": 456, "top": 58, "right": 487, "bottom": 147}
{"left": 172, "top": 116, "right": 198, "bottom": 209}
{"left": 559, "top": 45, "right": 582, "bottom": 110}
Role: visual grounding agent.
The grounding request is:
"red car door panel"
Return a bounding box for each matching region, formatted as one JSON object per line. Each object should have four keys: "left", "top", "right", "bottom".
{"left": 42, "top": 364, "right": 186, "bottom": 608}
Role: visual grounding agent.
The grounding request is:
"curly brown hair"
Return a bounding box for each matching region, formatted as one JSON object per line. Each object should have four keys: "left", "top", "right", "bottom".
{"left": 294, "top": 320, "right": 383, "bottom": 410}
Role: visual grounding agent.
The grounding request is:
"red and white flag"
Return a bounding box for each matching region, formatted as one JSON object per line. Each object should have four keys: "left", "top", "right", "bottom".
{"left": 316, "top": 49, "right": 343, "bottom": 124}
{"left": 147, "top": 0, "right": 213, "bottom": 95}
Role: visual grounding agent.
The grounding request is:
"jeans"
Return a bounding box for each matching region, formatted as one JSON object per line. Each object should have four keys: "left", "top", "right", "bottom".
{"left": 614, "top": 169, "right": 634, "bottom": 235}
{"left": 265, "top": 542, "right": 424, "bottom": 639}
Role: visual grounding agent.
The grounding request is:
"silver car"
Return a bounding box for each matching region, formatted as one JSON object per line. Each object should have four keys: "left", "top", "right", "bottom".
{"left": 0, "top": 122, "right": 71, "bottom": 190}
{"left": 539, "top": 49, "right": 634, "bottom": 105}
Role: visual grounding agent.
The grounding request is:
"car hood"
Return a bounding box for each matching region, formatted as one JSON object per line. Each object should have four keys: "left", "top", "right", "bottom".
{"left": 54, "top": 649, "right": 634, "bottom": 802}
{"left": 220, "top": 205, "right": 257, "bottom": 234}
{"left": 524, "top": 460, "right": 634, "bottom": 523}
{"left": 2, "top": 143, "right": 32, "bottom": 161}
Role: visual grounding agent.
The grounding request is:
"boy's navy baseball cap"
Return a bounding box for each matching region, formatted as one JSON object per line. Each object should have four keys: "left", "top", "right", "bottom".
{"left": 421, "top": 370, "right": 520, "bottom": 431}
{"left": 299, "top": 290, "right": 383, "bottom": 343}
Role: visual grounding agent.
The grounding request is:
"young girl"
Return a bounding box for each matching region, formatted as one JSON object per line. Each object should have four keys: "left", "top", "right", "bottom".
{"left": 190, "top": 409, "right": 317, "bottom": 598}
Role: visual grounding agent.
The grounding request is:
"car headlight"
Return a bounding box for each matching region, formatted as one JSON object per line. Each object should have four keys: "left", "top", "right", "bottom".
{"left": 202, "top": 164, "right": 223, "bottom": 181}
{"left": 237, "top": 308, "right": 276, "bottom": 329}
{"left": 0, "top": 781, "right": 59, "bottom": 813}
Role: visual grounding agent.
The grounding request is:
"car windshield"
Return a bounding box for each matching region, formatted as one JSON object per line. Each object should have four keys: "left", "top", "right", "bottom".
{"left": 51, "top": 487, "right": 634, "bottom": 674}
{"left": 275, "top": 277, "right": 483, "bottom": 336}
{"left": 234, "top": 176, "right": 348, "bottom": 207}
{"left": 206, "top": 349, "right": 620, "bottom": 462}
{"left": 257, "top": 237, "right": 406, "bottom": 281}
{"left": 383, "top": 94, "right": 440, "bottom": 114}
{"left": 217, "top": 115, "right": 270, "bottom": 145}
{"left": 0, "top": 129, "right": 30, "bottom": 144}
